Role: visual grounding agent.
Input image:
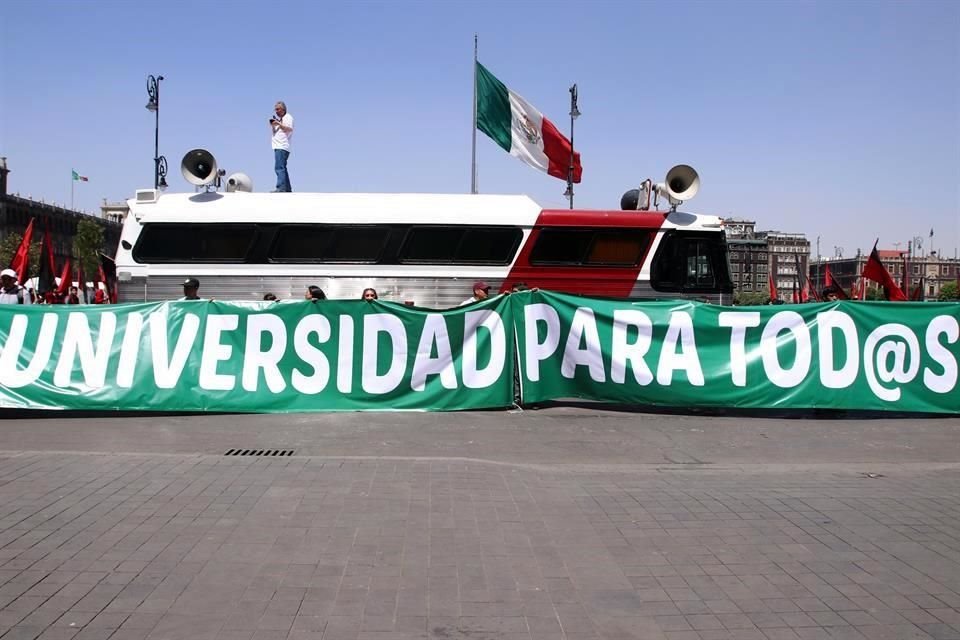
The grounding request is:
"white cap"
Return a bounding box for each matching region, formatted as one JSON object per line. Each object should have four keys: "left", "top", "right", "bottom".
{"left": 0, "top": 268, "right": 16, "bottom": 279}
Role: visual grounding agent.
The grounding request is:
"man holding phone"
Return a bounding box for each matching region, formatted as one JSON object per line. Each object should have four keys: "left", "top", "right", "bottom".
{"left": 270, "top": 101, "right": 294, "bottom": 192}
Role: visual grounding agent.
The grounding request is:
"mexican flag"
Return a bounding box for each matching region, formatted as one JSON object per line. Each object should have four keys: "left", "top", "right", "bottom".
{"left": 476, "top": 62, "right": 582, "bottom": 183}
{"left": 72, "top": 170, "right": 88, "bottom": 182}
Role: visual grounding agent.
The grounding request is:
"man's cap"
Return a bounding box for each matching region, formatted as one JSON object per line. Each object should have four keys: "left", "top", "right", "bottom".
{"left": 183, "top": 278, "right": 200, "bottom": 288}
{"left": 0, "top": 268, "right": 16, "bottom": 279}
{"left": 472, "top": 280, "right": 490, "bottom": 291}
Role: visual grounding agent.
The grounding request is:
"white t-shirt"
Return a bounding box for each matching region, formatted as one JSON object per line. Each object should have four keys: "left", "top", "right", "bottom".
{"left": 0, "top": 285, "right": 31, "bottom": 305}
{"left": 271, "top": 113, "right": 294, "bottom": 151}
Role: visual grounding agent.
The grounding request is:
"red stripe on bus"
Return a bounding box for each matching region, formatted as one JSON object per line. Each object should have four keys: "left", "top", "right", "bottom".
{"left": 501, "top": 209, "right": 668, "bottom": 297}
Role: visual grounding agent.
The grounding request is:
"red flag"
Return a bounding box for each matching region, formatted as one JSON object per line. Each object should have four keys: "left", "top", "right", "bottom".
{"left": 824, "top": 263, "right": 834, "bottom": 288}
{"left": 768, "top": 273, "right": 778, "bottom": 302}
{"left": 77, "top": 263, "right": 87, "bottom": 303}
{"left": 99, "top": 252, "right": 118, "bottom": 303}
{"left": 801, "top": 279, "right": 811, "bottom": 302}
{"left": 55, "top": 257, "right": 72, "bottom": 296}
{"left": 36, "top": 223, "right": 57, "bottom": 295}
{"left": 861, "top": 242, "right": 907, "bottom": 301}
{"left": 9, "top": 218, "right": 35, "bottom": 285}
{"left": 911, "top": 277, "right": 924, "bottom": 301}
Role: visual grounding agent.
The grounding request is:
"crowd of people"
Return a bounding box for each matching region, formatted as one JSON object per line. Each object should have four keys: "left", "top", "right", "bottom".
{"left": 178, "top": 278, "right": 534, "bottom": 306}
{"left": 0, "top": 268, "right": 109, "bottom": 305}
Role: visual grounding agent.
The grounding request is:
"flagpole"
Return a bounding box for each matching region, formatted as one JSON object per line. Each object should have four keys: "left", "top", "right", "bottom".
{"left": 470, "top": 34, "right": 478, "bottom": 195}
{"left": 565, "top": 84, "right": 579, "bottom": 209}
{"left": 71, "top": 173, "right": 74, "bottom": 210}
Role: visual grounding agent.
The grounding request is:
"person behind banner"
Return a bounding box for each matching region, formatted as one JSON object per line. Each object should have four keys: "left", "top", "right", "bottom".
{"left": 460, "top": 280, "right": 490, "bottom": 306}
{"left": 270, "top": 101, "right": 294, "bottom": 192}
{"left": 181, "top": 278, "right": 202, "bottom": 300}
{"left": 822, "top": 287, "right": 840, "bottom": 302}
{"left": 66, "top": 286, "right": 81, "bottom": 304}
{"left": 0, "top": 268, "right": 31, "bottom": 305}
{"left": 362, "top": 287, "right": 378, "bottom": 302}
{"left": 305, "top": 285, "right": 326, "bottom": 301}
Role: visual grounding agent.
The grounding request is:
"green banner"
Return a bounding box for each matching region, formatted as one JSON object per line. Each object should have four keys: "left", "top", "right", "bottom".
{"left": 0, "top": 298, "right": 514, "bottom": 412}
{"left": 516, "top": 291, "right": 960, "bottom": 414}
{"left": 2, "top": 293, "right": 958, "bottom": 414}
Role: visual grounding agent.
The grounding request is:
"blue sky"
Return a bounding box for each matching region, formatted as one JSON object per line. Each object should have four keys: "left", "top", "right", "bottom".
{"left": 1, "top": 0, "right": 957, "bottom": 259}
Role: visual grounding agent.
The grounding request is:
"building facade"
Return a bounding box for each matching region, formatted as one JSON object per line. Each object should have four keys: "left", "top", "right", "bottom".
{"left": 723, "top": 218, "right": 810, "bottom": 301}
{"left": 0, "top": 158, "right": 122, "bottom": 268}
{"left": 810, "top": 250, "right": 960, "bottom": 300}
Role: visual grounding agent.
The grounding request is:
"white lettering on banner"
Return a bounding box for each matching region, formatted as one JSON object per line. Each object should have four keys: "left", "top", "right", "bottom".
{"left": 292, "top": 315, "right": 331, "bottom": 394}
{"left": 610, "top": 309, "right": 654, "bottom": 385}
{"left": 561, "top": 307, "right": 605, "bottom": 382}
{"left": 657, "top": 312, "right": 704, "bottom": 386}
{"left": 53, "top": 312, "right": 117, "bottom": 389}
{"left": 337, "top": 315, "right": 354, "bottom": 393}
{"left": 863, "top": 323, "right": 920, "bottom": 402}
{"left": 242, "top": 314, "right": 288, "bottom": 393}
{"left": 199, "top": 314, "right": 238, "bottom": 391}
{"left": 362, "top": 314, "right": 407, "bottom": 394}
{"left": 0, "top": 314, "right": 58, "bottom": 388}
{"left": 760, "top": 311, "right": 811, "bottom": 388}
{"left": 718, "top": 311, "right": 761, "bottom": 387}
{"left": 116, "top": 313, "right": 145, "bottom": 388}
{"left": 524, "top": 303, "right": 560, "bottom": 382}
{"left": 412, "top": 314, "right": 457, "bottom": 392}
{"left": 149, "top": 312, "right": 200, "bottom": 389}
{"left": 924, "top": 315, "right": 959, "bottom": 394}
{"left": 816, "top": 311, "right": 859, "bottom": 389}
{"left": 462, "top": 310, "right": 506, "bottom": 389}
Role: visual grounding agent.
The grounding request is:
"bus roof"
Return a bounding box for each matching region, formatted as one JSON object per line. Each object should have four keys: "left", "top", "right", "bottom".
{"left": 127, "top": 192, "right": 545, "bottom": 226}
{"left": 124, "top": 191, "right": 725, "bottom": 231}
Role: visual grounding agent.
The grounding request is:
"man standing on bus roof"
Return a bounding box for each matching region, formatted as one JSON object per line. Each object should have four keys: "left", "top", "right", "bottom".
{"left": 270, "top": 101, "right": 294, "bottom": 193}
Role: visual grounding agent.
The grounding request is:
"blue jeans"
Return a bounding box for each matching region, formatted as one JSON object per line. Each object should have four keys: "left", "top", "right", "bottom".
{"left": 274, "top": 149, "right": 291, "bottom": 192}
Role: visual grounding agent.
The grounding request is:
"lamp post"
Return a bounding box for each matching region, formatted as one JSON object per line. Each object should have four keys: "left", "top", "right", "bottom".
{"left": 146, "top": 75, "right": 167, "bottom": 190}
{"left": 564, "top": 83, "right": 580, "bottom": 209}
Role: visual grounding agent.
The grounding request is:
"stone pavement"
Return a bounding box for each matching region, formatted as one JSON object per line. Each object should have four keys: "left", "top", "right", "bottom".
{"left": 0, "top": 410, "right": 959, "bottom": 640}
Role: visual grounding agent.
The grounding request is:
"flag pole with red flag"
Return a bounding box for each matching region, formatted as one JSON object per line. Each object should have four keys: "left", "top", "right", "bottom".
{"left": 36, "top": 222, "right": 57, "bottom": 297}
{"left": 9, "top": 217, "right": 35, "bottom": 285}
{"left": 861, "top": 240, "right": 907, "bottom": 301}
{"left": 55, "top": 257, "right": 72, "bottom": 298}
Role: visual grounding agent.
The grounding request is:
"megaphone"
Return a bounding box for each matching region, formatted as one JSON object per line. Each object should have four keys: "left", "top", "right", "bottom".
{"left": 181, "top": 149, "right": 218, "bottom": 186}
{"left": 656, "top": 164, "right": 699, "bottom": 205}
{"left": 225, "top": 173, "right": 254, "bottom": 193}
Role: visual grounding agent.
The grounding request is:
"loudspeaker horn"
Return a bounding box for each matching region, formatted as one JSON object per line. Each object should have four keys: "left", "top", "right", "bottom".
{"left": 225, "top": 173, "right": 254, "bottom": 193}
{"left": 181, "top": 149, "right": 218, "bottom": 186}
{"left": 656, "top": 164, "right": 700, "bottom": 204}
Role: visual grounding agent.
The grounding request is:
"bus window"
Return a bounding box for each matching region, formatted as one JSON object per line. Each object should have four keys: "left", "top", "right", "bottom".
{"left": 133, "top": 224, "right": 257, "bottom": 262}
{"left": 457, "top": 227, "right": 522, "bottom": 264}
{"left": 271, "top": 225, "right": 388, "bottom": 262}
{"left": 531, "top": 228, "right": 650, "bottom": 266}
{"left": 271, "top": 226, "right": 335, "bottom": 261}
{"left": 399, "top": 226, "right": 521, "bottom": 264}
{"left": 530, "top": 229, "right": 594, "bottom": 264}
{"left": 586, "top": 231, "right": 650, "bottom": 266}
{"left": 400, "top": 227, "right": 463, "bottom": 262}
{"left": 651, "top": 232, "right": 733, "bottom": 293}
{"left": 326, "top": 227, "right": 389, "bottom": 262}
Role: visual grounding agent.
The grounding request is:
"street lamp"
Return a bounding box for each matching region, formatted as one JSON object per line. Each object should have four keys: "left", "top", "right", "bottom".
{"left": 146, "top": 74, "right": 165, "bottom": 190}
{"left": 565, "top": 83, "right": 580, "bottom": 209}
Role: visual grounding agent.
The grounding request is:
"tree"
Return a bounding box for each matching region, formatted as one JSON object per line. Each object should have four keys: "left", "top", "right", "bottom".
{"left": 734, "top": 291, "right": 770, "bottom": 306}
{"left": 72, "top": 219, "right": 104, "bottom": 279}
{"left": 939, "top": 281, "right": 959, "bottom": 302}
{"left": 863, "top": 285, "right": 885, "bottom": 301}
{"left": 0, "top": 233, "right": 42, "bottom": 278}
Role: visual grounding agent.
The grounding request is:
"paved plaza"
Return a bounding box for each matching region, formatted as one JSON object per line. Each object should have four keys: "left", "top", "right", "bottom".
{"left": 1, "top": 409, "right": 959, "bottom": 640}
